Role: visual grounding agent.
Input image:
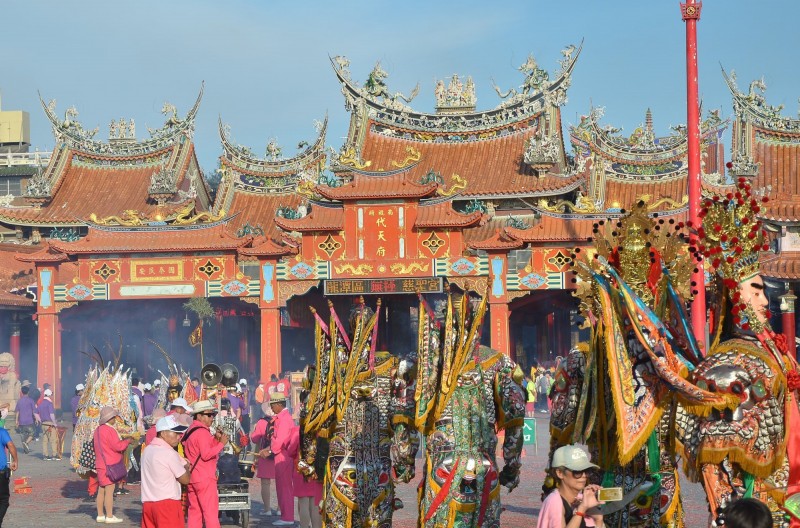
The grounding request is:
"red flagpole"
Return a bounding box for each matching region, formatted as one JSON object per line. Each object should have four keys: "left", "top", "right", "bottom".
{"left": 682, "top": 1, "right": 706, "bottom": 350}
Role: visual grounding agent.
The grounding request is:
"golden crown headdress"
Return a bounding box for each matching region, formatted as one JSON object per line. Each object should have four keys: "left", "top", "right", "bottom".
{"left": 696, "top": 177, "right": 770, "bottom": 289}
{"left": 572, "top": 200, "right": 693, "bottom": 316}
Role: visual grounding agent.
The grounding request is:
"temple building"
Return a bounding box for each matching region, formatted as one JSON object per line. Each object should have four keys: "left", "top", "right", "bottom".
{"left": 0, "top": 49, "right": 796, "bottom": 405}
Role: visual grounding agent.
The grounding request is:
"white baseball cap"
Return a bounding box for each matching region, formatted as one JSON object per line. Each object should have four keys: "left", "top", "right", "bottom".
{"left": 169, "top": 397, "right": 192, "bottom": 412}
{"left": 144, "top": 383, "right": 152, "bottom": 391}
{"left": 153, "top": 380, "right": 161, "bottom": 387}
{"left": 550, "top": 445, "right": 599, "bottom": 472}
{"left": 76, "top": 384, "right": 85, "bottom": 391}
{"left": 156, "top": 415, "right": 189, "bottom": 433}
{"left": 238, "top": 378, "right": 247, "bottom": 385}
{"left": 43, "top": 389, "right": 53, "bottom": 396}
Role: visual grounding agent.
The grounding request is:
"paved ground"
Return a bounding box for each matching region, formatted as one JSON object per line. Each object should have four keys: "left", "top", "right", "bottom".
{"left": 3, "top": 415, "right": 712, "bottom": 526}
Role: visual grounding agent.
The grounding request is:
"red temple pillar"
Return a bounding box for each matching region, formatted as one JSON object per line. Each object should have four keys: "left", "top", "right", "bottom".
{"left": 489, "top": 302, "right": 511, "bottom": 357}
{"left": 781, "top": 288, "right": 797, "bottom": 361}
{"left": 260, "top": 307, "right": 281, "bottom": 383}
{"left": 9, "top": 322, "right": 20, "bottom": 370}
{"left": 37, "top": 265, "right": 61, "bottom": 407}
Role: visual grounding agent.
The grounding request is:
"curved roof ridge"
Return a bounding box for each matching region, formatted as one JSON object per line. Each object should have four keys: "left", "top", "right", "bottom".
{"left": 722, "top": 66, "right": 800, "bottom": 133}
{"left": 39, "top": 84, "right": 203, "bottom": 157}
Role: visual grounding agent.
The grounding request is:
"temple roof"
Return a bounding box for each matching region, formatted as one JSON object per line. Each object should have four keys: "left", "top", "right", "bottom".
{"left": 0, "top": 89, "right": 209, "bottom": 227}
{"left": 0, "top": 245, "right": 36, "bottom": 308}
{"left": 316, "top": 171, "right": 438, "bottom": 201}
{"left": 468, "top": 228, "right": 524, "bottom": 250}
{"left": 761, "top": 253, "right": 800, "bottom": 281}
{"left": 506, "top": 215, "right": 596, "bottom": 243}
{"left": 238, "top": 236, "right": 297, "bottom": 257}
{"left": 41, "top": 223, "right": 248, "bottom": 255}
{"left": 415, "top": 202, "right": 482, "bottom": 228}
{"left": 274, "top": 204, "right": 344, "bottom": 232}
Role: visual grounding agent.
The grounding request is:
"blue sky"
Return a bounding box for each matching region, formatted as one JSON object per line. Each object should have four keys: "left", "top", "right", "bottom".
{"left": 2, "top": 1, "right": 798, "bottom": 172}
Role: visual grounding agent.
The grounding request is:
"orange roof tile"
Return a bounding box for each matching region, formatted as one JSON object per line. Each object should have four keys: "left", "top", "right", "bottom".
{"left": 226, "top": 192, "right": 303, "bottom": 240}
{"left": 0, "top": 150, "right": 195, "bottom": 226}
{"left": 238, "top": 237, "right": 296, "bottom": 257}
{"left": 316, "top": 171, "right": 437, "bottom": 201}
{"left": 506, "top": 215, "right": 596, "bottom": 243}
{"left": 360, "top": 121, "right": 581, "bottom": 198}
{"left": 44, "top": 224, "right": 247, "bottom": 255}
{"left": 275, "top": 206, "right": 344, "bottom": 232}
{"left": 415, "top": 202, "right": 482, "bottom": 228}
{"left": 602, "top": 177, "right": 688, "bottom": 212}
{"left": 0, "top": 245, "right": 36, "bottom": 308}
{"left": 751, "top": 134, "right": 800, "bottom": 222}
{"left": 468, "top": 229, "right": 524, "bottom": 250}
{"left": 16, "top": 243, "right": 70, "bottom": 263}
{"left": 761, "top": 252, "right": 800, "bottom": 280}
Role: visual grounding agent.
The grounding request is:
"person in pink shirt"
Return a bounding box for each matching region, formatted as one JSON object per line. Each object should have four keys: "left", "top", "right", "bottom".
{"left": 182, "top": 399, "right": 227, "bottom": 528}
{"left": 251, "top": 402, "right": 278, "bottom": 517}
{"left": 537, "top": 445, "right": 604, "bottom": 528}
{"left": 141, "top": 415, "right": 191, "bottom": 527}
{"left": 93, "top": 406, "right": 131, "bottom": 524}
{"left": 288, "top": 425, "right": 322, "bottom": 528}
{"left": 144, "top": 409, "right": 167, "bottom": 447}
{"left": 261, "top": 392, "right": 294, "bottom": 526}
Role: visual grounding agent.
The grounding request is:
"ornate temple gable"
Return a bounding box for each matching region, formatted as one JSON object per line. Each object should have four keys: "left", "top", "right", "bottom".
{"left": 724, "top": 68, "right": 800, "bottom": 136}
{"left": 415, "top": 201, "right": 482, "bottom": 229}
{"left": 218, "top": 116, "right": 327, "bottom": 190}
{"left": 331, "top": 43, "right": 581, "bottom": 149}
{"left": 274, "top": 203, "right": 344, "bottom": 233}
{"left": 39, "top": 84, "right": 203, "bottom": 158}
{"left": 468, "top": 228, "right": 524, "bottom": 251}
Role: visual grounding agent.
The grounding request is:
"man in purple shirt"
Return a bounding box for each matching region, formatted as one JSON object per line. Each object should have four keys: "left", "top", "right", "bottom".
{"left": 237, "top": 380, "right": 251, "bottom": 433}
{"left": 142, "top": 383, "right": 157, "bottom": 418}
{"left": 13, "top": 386, "right": 39, "bottom": 454}
{"left": 227, "top": 391, "right": 243, "bottom": 421}
{"left": 71, "top": 384, "right": 84, "bottom": 430}
{"left": 38, "top": 389, "right": 59, "bottom": 460}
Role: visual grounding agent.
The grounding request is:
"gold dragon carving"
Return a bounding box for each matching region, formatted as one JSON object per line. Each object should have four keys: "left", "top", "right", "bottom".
{"left": 297, "top": 179, "right": 316, "bottom": 199}
{"left": 334, "top": 263, "right": 374, "bottom": 276}
{"left": 437, "top": 174, "right": 468, "bottom": 197}
{"left": 637, "top": 194, "right": 688, "bottom": 210}
{"left": 89, "top": 210, "right": 145, "bottom": 226}
{"left": 170, "top": 202, "right": 226, "bottom": 225}
{"left": 389, "top": 262, "right": 429, "bottom": 275}
{"left": 338, "top": 146, "right": 372, "bottom": 170}
{"left": 389, "top": 146, "right": 422, "bottom": 168}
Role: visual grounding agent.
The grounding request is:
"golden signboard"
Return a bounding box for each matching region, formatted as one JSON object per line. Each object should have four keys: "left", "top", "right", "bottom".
{"left": 130, "top": 259, "right": 184, "bottom": 282}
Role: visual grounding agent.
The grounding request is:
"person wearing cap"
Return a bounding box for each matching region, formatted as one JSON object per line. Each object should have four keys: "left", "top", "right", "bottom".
{"left": 251, "top": 401, "right": 278, "bottom": 517}
{"left": 142, "top": 384, "right": 157, "bottom": 418}
{"left": 38, "top": 388, "right": 59, "bottom": 461}
{"left": 71, "top": 384, "right": 85, "bottom": 431}
{"left": 261, "top": 392, "right": 295, "bottom": 526}
{"left": 140, "top": 415, "right": 191, "bottom": 527}
{"left": 238, "top": 379, "right": 251, "bottom": 433}
{"left": 93, "top": 406, "right": 131, "bottom": 524}
{"left": 227, "top": 386, "right": 243, "bottom": 422}
{"left": 168, "top": 397, "right": 193, "bottom": 416}
{"left": 183, "top": 399, "right": 227, "bottom": 528}
{"left": 537, "top": 445, "right": 604, "bottom": 528}
{"left": 13, "top": 385, "right": 38, "bottom": 454}
{"left": 144, "top": 409, "right": 167, "bottom": 447}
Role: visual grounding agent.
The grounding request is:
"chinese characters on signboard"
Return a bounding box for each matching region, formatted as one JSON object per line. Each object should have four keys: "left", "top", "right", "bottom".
{"left": 130, "top": 260, "right": 184, "bottom": 282}
{"left": 324, "top": 278, "right": 442, "bottom": 296}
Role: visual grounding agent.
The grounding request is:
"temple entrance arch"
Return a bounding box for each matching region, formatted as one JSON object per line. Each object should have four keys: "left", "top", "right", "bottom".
{"left": 508, "top": 289, "right": 582, "bottom": 375}
{"left": 56, "top": 296, "right": 262, "bottom": 404}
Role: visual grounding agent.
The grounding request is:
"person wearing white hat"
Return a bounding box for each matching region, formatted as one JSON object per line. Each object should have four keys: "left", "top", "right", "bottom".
{"left": 140, "top": 415, "right": 190, "bottom": 527}
{"left": 537, "top": 445, "right": 604, "bottom": 528}
{"left": 265, "top": 392, "right": 295, "bottom": 526}
{"left": 237, "top": 379, "right": 251, "bottom": 434}
{"left": 142, "top": 383, "right": 157, "bottom": 418}
{"left": 183, "top": 400, "right": 226, "bottom": 528}
{"left": 71, "top": 384, "right": 85, "bottom": 431}
{"left": 39, "top": 389, "right": 59, "bottom": 461}
{"left": 167, "top": 397, "right": 192, "bottom": 415}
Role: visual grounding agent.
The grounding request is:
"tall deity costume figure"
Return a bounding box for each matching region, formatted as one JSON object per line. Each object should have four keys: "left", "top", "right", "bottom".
{"left": 676, "top": 179, "right": 800, "bottom": 527}
{"left": 299, "top": 298, "right": 418, "bottom": 528}
{"left": 556, "top": 202, "right": 738, "bottom": 527}
{"left": 415, "top": 289, "right": 526, "bottom": 528}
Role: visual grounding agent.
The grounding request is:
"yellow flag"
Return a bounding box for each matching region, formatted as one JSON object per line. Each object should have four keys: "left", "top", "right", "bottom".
{"left": 189, "top": 322, "right": 203, "bottom": 347}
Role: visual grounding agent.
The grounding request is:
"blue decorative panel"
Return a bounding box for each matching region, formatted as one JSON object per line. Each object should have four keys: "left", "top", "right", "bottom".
{"left": 40, "top": 270, "right": 52, "bottom": 308}
{"left": 67, "top": 284, "right": 92, "bottom": 300}
{"left": 290, "top": 262, "right": 314, "bottom": 280}
{"left": 520, "top": 273, "right": 546, "bottom": 289}
{"left": 222, "top": 280, "right": 248, "bottom": 296}
{"left": 262, "top": 264, "right": 275, "bottom": 302}
{"left": 490, "top": 257, "right": 504, "bottom": 297}
{"left": 450, "top": 258, "right": 475, "bottom": 275}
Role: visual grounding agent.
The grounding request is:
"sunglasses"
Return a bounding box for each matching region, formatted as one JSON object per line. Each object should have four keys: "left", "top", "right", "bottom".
{"left": 565, "top": 469, "right": 587, "bottom": 478}
{"left": 198, "top": 412, "right": 217, "bottom": 417}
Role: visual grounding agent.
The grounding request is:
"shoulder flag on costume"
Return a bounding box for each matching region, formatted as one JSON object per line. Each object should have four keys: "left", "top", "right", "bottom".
{"left": 189, "top": 322, "right": 203, "bottom": 347}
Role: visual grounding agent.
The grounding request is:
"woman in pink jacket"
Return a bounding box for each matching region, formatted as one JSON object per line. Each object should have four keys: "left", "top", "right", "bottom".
{"left": 251, "top": 402, "right": 278, "bottom": 517}
{"left": 288, "top": 425, "right": 322, "bottom": 528}
{"left": 93, "top": 406, "right": 131, "bottom": 524}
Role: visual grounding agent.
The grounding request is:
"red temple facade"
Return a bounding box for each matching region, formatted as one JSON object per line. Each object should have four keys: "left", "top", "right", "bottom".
{"left": 0, "top": 50, "right": 796, "bottom": 405}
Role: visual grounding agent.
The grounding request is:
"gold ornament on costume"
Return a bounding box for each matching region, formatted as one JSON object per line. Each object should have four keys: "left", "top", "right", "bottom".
{"left": 572, "top": 201, "right": 692, "bottom": 310}
{"left": 697, "top": 177, "right": 770, "bottom": 287}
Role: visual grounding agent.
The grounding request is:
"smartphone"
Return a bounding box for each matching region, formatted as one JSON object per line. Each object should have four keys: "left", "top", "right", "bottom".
{"left": 598, "top": 487, "right": 623, "bottom": 502}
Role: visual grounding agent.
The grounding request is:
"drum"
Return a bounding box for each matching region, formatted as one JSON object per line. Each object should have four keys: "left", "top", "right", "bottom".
{"left": 238, "top": 454, "right": 256, "bottom": 479}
